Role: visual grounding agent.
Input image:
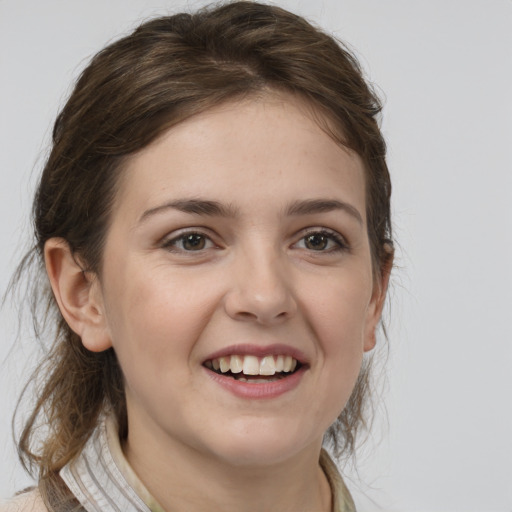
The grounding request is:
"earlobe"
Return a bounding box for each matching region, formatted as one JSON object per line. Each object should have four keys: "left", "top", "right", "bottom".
{"left": 364, "top": 247, "right": 394, "bottom": 352}
{"left": 44, "top": 238, "right": 112, "bottom": 352}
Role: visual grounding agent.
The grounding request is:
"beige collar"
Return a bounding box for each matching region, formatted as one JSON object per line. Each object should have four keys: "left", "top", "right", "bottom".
{"left": 61, "top": 415, "right": 356, "bottom": 512}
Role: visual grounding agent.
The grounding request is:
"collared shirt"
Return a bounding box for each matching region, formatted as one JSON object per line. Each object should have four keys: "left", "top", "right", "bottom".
{"left": 59, "top": 416, "right": 356, "bottom": 512}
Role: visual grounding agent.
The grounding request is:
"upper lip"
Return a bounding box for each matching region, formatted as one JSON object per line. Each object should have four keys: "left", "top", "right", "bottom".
{"left": 203, "top": 344, "right": 308, "bottom": 365}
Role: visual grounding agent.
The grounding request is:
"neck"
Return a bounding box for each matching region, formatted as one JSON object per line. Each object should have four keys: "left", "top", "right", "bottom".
{"left": 123, "top": 422, "right": 332, "bottom": 512}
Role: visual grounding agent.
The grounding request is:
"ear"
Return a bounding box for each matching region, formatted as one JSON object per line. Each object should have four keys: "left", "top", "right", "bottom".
{"left": 44, "top": 238, "right": 112, "bottom": 352}
{"left": 363, "top": 246, "right": 394, "bottom": 352}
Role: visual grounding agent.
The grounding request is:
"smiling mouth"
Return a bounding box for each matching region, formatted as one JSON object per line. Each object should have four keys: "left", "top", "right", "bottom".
{"left": 203, "top": 354, "right": 303, "bottom": 383}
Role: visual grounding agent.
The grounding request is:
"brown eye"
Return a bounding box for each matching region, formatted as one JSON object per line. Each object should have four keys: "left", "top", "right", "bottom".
{"left": 304, "top": 233, "right": 329, "bottom": 251}
{"left": 181, "top": 234, "right": 206, "bottom": 250}
{"left": 293, "top": 229, "right": 347, "bottom": 253}
{"left": 163, "top": 232, "right": 214, "bottom": 253}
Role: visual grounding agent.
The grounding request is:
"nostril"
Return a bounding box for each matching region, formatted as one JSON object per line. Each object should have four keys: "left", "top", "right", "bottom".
{"left": 232, "top": 311, "right": 260, "bottom": 323}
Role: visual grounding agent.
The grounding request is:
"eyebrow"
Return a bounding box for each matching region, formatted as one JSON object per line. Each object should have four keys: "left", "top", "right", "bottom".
{"left": 285, "top": 199, "right": 363, "bottom": 225}
{"left": 139, "top": 197, "right": 363, "bottom": 225}
{"left": 139, "top": 199, "right": 239, "bottom": 223}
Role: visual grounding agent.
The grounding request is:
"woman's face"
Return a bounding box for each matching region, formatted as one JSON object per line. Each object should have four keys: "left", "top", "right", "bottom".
{"left": 91, "top": 94, "right": 385, "bottom": 468}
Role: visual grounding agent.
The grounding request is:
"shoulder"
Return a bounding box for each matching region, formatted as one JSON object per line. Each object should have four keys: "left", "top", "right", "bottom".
{"left": 0, "top": 490, "right": 48, "bottom": 512}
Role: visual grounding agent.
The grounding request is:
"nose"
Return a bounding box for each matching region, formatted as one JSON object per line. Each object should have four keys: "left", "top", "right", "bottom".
{"left": 223, "top": 245, "right": 297, "bottom": 325}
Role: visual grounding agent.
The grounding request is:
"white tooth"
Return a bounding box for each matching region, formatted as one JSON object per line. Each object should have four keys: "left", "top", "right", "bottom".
{"left": 283, "top": 355, "right": 293, "bottom": 372}
{"left": 291, "top": 359, "right": 297, "bottom": 372}
{"left": 238, "top": 377, "right": 248, "bottom": 382}
{"left": 230, "top": 355, "right": 243, "bottom": 373}
{"left": 242, "top": 355, "right": 260, "bottom": 375}
{"left": 259, "top": 356, "right": 276, "bottom": 375}
{"left": 212, "top": 358, "right": 220, "bottom": 371}
{"left": 275, "top": 355, "right": 284, "bottom": 372}
{"left": 219, "top": 357, "right": 230, "bottom": 373}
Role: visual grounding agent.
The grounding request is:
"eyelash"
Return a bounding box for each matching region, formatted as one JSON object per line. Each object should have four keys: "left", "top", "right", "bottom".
{"left": 161, "top": 228, "right": 349, "bottom": 254}
{"left": 161, "top": 231, "right": 216, "bottom": 253}
{"left": 295, "top": 229, "right": 349, "bottom": 253}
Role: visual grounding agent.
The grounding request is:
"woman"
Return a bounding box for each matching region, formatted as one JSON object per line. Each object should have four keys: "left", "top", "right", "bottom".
{"left": 2, "top": 2, "right": 393, "bottom": 511}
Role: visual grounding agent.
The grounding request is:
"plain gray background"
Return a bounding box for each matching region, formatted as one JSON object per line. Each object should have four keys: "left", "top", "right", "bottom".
{"left": 1, "top": 1, "right": 511, "bottom": 510}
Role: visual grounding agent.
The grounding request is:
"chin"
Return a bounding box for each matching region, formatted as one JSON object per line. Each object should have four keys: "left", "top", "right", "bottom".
{"left": 206, "top": 418, "right": 322, "bottom": 468}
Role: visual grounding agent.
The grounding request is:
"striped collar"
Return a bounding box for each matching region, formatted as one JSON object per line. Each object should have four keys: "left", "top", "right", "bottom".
{"left": 60, "top": 416, "right": 355, "bottom": 512}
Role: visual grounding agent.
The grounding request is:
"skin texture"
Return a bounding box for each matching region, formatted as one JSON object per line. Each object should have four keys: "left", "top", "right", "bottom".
{"left": 45, "top": 94, "right": 389, "bottom": 512}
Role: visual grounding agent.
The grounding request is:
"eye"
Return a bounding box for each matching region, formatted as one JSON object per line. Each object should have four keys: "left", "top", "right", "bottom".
{"left": 294, "top": 229, "right": 347, "bottom": 252}
{"left": 162, "top": 232, "right": 214, "bottom": 252}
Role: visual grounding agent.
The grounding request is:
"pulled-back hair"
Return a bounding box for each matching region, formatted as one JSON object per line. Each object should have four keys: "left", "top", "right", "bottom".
{"left": 13, "top": 1, "right": 392, "bottom": 507}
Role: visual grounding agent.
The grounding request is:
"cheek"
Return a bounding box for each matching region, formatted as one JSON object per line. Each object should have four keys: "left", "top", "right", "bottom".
{"left": 304, "top": 269, "right": 372, "bottom": 347}
{"left": 300, "top": 269, "right": 372, "bottom": 405}
{"left": 104, "top": 265, "right": 223, "bottom": 371}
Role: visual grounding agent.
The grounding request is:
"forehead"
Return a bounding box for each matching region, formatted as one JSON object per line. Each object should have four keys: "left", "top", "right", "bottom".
{"left": 114, "top": 93, "right": 367, "bottom": 221}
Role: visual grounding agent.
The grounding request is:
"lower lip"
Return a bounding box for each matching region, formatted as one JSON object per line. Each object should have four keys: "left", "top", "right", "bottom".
{"left": 204, "top": 366, "right": 307, "bottom": 399}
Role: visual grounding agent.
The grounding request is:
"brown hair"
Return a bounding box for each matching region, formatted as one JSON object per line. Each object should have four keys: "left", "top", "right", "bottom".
{"left": 13, "top": 1, "right": 392, "bottom": 507}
